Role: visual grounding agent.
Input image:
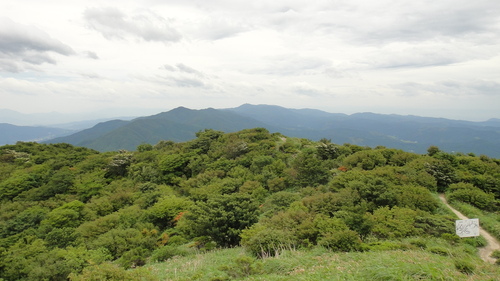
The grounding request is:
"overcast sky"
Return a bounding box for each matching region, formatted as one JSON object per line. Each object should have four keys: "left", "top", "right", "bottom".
{"left": 1, "top": 0, "right": 499, "bottom": 121}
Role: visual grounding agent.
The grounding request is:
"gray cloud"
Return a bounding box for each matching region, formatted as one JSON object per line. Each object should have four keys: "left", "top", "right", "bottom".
{"left": 0, "top": 17, "right": 75, "bottom": 72}
{"left": 172, "top": 77, "right": 206, "bottom": 88}
{"left": 395, "top": 80, "right": 500, "bottom": 97}
{"left": 85, "top": 51, "right": 99, "bottom": 60}
{"left": 159, "top": 63, "right": 209, "bottom": 88}
{"left": 193, "top": 18, "right": 250, "bottom": 40}
{"left": 291, "top": 82, "right": 329, "bottom": 97}
{"left": 258, "top": 55, "right": 332, "bottom": 76}
{"left": 163, "top": 63, "right": 205, "bottom": 77}
{"left": 365, "top": 45, "right": 467, "bottom": 69}
{"left": 338, "top": 0, "right": 500, "bottom": 44}
{"left": 84, "top": 7, "right": 182, "bottom": 43}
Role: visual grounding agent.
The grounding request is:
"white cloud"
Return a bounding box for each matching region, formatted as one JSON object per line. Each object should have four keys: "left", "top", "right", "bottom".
{"left": 0, "top": 17, "right": 75, "bottom": 72}
{"left": 84, "top": 7, "right": 182, "bottom": 43}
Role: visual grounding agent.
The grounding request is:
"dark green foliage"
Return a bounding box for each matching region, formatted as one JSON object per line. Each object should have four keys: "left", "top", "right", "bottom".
{"left": 105, "top": 151, "right": 133, "bottom": 178}
{"left": 178, "top": 193, "right": 259, "bottom": 247}
{"left": 316, "top": 141, "right": 341, "bottom": 160}
{"left": 291, "top": 149, "right": 331, "bottom": 187}
{"left": 1, "top": 206, "right": 48, "bottom": 237}
{"left": 448, "top": 182, "right": 497, "bottom": 211}
{"left": 343, "top": 150, "right": 387, "bottom": 170}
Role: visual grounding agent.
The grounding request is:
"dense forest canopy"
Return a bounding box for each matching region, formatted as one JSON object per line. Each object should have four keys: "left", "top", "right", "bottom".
{"left": 1, "top": 128, "right": 499, "bottom": 280}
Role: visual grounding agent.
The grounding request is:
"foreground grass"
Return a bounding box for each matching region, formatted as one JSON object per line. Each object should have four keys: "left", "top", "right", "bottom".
{"left": 145, "top": 240, "right": 500, "bottom": 281}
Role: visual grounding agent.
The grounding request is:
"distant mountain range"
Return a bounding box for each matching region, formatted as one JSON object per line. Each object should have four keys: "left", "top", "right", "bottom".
{"left": 0, "top": 123, "right": 73, "bottom": 145}
{"left": 2, "top": 104, "right": 500, "bottom": 157}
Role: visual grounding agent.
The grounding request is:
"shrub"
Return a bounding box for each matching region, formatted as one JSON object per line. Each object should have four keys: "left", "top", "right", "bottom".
{"left": 177, "top": 193, "right": 259, "bottom": 247}
{"left": 408, "top": 238, "right": 427, "bottom": 249}
{"left": 448, "top": 183, "right": 497, "bottom": 211}
{"left": 219, "top": 255, "right": 262, "bottom": 278}
{"left": 318, "top": 230, "right": 362, "bottom": 252}
{"left": 68, "top": 262, "right": 157, "bottom": 281}
{"left": 462, "top": 236, "right": 487, "bottom": 248}
{"left": 241, "top": 224, "right": 298, "bottom": 257}
{"left": 366, "top": 241, "right": 409, "bottom": 251}
{"left": 428, "top": 246, "right": 449, "bottom": 256}
{"left": 491, "top": 250, "right": 500, "bottom": 259}
{"left": 454, "top": 259, "right": 475, "bottom": 275}
{"left": 150, "top": 245, "right": 191, "bottom": 262}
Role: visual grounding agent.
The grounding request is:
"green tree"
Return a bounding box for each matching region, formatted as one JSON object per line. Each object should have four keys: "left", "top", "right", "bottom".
{"left": 178, "top": 193, "right": 259, "bottom": 247}
{"left": 291, "top": 149, "right": 330, "bottom": 187}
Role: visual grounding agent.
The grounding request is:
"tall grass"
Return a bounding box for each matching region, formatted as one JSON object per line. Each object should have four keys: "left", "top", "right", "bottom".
{"left": 144, "top": 238, "right": 500, "bottom": 281}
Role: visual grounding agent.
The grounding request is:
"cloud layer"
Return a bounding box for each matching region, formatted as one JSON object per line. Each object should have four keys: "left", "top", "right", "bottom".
{"left": 0, "top": 17, "right": 74, "bottom": 72}
{"left": 0, "top": 0, "right": 499, "bottom": 121}
{"left": 84, "top": 7, "right": 182, "bottom": 43}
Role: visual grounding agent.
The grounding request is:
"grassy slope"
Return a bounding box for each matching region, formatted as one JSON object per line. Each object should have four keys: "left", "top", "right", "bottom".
{"left": 146, "top": 245, "right": 500, "bottom": 281}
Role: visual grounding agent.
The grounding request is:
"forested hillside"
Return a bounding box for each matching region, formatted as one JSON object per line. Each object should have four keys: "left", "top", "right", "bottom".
{"left": 45, "top": 105, "right": 500, "bottom": 157}
{"left": 1, "top": 128, "right": 500, "bottom": 280}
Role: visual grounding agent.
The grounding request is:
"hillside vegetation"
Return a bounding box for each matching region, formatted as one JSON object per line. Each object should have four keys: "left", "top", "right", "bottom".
{"left": 1, "top": 128, "right": 500, "bottom": 280}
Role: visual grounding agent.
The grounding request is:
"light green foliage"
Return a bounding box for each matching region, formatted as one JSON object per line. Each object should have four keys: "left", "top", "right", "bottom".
{"left": 454, "top": 259, "right": 475, "bottom": 275}
{"left": 261, "top": 191, "right": 301, "bottom": 214}
{"left": 343, "top": 149, "right": 387, "bottom": 170}
{"left": 0, "top": 170, "right": 44, "bottom": 200}
{"left": 318, "top": 229, "right": 362, "bottom": 252}
{"left": 68, "top": 262, "right": 157, "bottom": 281}
{"left": 149, "top": 238, "right": 500, "bottom": 280}
{"left": 41, "top": 200, "right": 85, "bottom": 229}
{"left": 137, "top": 143, "right": 153, "bottom": 152}
{"left": 220, "top": 255, "right": 262, "bottom": 278}
{"left": 240, "top": 223, "right": 299, "bottom": 257}
{"left": 188, "top": 129, "right": 224, "bottom": 153}
{"left": 158, "top": 153, "right": 191, "bottom": 184}
{"left": 150, "top": 244, "right": 192, "bottom": 262}
{"left": 145, "top": 195, "right": 193, "bottom": 229}
{"left": 393, "top": 184, "right": 439, "bottom": 212}
{"left": 89, "top": 227, "right": 157, "bottom": 263}
{"left": 368, "top": 206, "right": 421, "bottom": 238}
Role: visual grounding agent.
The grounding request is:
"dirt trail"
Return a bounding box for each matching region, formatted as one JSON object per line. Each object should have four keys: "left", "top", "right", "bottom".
{"left": 439, "top": 194, "right": 500, "bottom": 264}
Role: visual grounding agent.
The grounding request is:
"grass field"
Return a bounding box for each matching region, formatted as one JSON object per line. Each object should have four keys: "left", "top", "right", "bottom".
{"left": 145, "top": 237, "right": 500, "bottom": 281}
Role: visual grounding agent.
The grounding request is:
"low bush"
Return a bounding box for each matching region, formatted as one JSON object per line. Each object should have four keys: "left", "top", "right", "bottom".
{"left": 219, "top": 255, "right": 262, "bottom": 278}
{"left": 68, "top": 262, "right": 157, "bottom": 281}
{"left": 150, "top": 245, "right": 192, "bottom": 262}
{"left": 428, "top": 246, "right": 449, "bottom": 256}
{"left": 318, "top": 230, "right": 362, "bottom": 252}
{"left": 454, "top": 259, "right": 475, "bottom": 275}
